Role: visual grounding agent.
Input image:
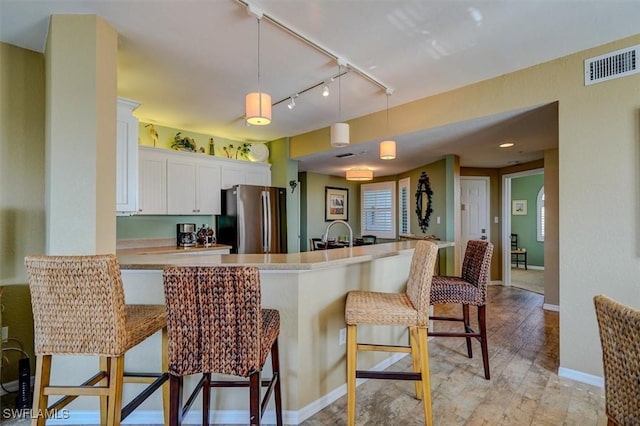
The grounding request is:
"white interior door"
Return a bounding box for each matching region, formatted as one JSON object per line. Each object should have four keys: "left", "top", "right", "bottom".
{"left": 461, "top": 177, "right": 489, "bottom": 251}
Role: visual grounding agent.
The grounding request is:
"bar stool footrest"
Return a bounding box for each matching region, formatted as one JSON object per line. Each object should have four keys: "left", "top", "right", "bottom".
{"left": 356, "top": 370, "right": 422, "bottom": 381}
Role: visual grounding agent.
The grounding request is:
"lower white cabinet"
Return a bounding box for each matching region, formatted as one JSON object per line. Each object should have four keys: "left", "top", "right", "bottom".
{"left": 137, "top": 147, "right": 269, "bottom": 216}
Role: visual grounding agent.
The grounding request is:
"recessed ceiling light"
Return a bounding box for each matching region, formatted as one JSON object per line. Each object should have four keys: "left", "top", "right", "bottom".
{"left": 499, "top": 142, "right": 515, "bottom": 148}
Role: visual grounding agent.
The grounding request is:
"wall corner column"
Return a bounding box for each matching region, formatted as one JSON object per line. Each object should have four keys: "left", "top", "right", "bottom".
{"left": 45, "top": 15, "right": 118, "bottom": 254}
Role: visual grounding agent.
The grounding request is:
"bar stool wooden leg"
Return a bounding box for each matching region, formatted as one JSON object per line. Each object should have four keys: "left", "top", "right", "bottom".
{"left": 271, "top": 338, "right": 283, "bottom": 426}
{"left": 417, "top": 327, "right": 433, "bottom": 426}
{"left": 249, "top": 371, "right": 261, "bottom": 425}
{"left": 478, "top": 306, "right": 490, "bottom": 380}
{"left": 409, "top": 327, "right": 423, "bottom": 400}
{"left": 161, "top": 327, "right": 169, "bottom": 424}
{"left": 168, "top": 375, "right": 183, "bottom": 426}
{"left": 31, "top": 355, "right": 51, "bottom": 426}
{"left": 106, "top": 355, "right": 125, "bottom": 426}
{"left": 202, "top": 373, "right": 211, "bottom": 426}
{"left": 99, "top": 356, "right": 110, "bottom": 425}
{"left": 463, "top": 305, "right": 472, "bottom": 358}
{"left": 346, "top": 324, "right": 357, "bottom": 426}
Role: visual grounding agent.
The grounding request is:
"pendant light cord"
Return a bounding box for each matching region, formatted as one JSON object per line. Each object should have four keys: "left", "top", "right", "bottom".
{"left": 257, "top": 17, "right": 261, "bottom": 93}
{"left": 386, "top": 93, "right": 390, "bottom": 132}
{"left": 338, "top": 64, "right": 342, "bottom": 121}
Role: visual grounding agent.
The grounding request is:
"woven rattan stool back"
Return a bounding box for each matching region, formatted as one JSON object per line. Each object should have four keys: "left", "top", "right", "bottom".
{"left": 594, "top": 294, "right": 640, "bottom": 425}
{"left": 460, "top": 240, "right": 493, "bottom": 304}
{"left": 163, "top": 265, "right": 263, "bottom": 377}
{"left": 406, "top": 240, "right": 440, "bottom": 326}
{"left": 25, "top": 254, "right": 128, "bottom": 356}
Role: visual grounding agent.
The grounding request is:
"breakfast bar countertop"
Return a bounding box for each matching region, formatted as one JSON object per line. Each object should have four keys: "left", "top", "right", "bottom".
{"left": 117, "top": 240, "right": 454, "bottom": 271}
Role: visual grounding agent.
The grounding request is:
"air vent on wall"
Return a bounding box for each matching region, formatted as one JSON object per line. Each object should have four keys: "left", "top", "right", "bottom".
{"left": 584, "top": 45, "right": 639, "bottom": 85}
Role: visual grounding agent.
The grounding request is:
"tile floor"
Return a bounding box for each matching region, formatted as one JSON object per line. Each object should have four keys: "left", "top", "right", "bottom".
{"left": 1, "top": 286, "right": 606, "bottom": 425}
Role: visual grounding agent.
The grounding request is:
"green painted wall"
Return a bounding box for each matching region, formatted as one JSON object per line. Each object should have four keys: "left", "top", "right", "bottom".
{"left": 398, "top": 158, "right": 453, "bottom": 274}
{"left": 117, "top": 215, "right": 213, "bottom": 240}
{"left": 511, "top": 174, "right": 544, "bottom": 267}
{"left": 268, "top": 137, "right": 301, "bottom": 252}
{"left": 397, "top": 159, "right": 447, "bottom": 240}
{"left": 139, "top": 121, "right": 253, "bottom": 158}
{"left": 299, "top": 172, "right": 362, "bottom": 251}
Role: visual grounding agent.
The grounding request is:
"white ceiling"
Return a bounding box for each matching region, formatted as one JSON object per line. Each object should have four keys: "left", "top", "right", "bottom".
{"left": 1, "top": 0, "right": 639, "bottom": 175}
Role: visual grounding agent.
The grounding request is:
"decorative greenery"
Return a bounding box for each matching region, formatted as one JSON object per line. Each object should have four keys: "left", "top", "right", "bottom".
{"left": 222, "top": 142, "right": 251, "bottom": 159}
{"left": 171, "top": 132, "right": 197, "bottom": 152}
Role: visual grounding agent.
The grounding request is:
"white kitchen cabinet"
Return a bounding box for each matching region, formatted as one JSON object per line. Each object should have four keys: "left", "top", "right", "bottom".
{"left": 138, "top": 147, "right": 167, "bottom": 214}
{"left": 137, "top": 146, "right": 269, "bottom": 215}
{"left": 167, "top": 157, "right": 221, "bottom": 215}
{"left": 116, "top": 97, "right": 140, "bottom": 215}
{"left": 220, "top": 161, "right": 271, "bottom": 189}
{"left": 195, "top": 159, "right": 221, "bottom": 214}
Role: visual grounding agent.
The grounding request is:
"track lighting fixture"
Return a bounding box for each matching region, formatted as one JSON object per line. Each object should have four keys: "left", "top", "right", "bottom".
{"left": 287, "top": 96, "right": 296, "bottom": 109}
{"left": 322, "top": 84, "right": 330, "bottom": 97}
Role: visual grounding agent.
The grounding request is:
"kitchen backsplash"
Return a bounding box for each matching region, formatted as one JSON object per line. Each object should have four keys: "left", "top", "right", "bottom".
{"left": 116, "top": 215, "right": 213, "bottom": 240}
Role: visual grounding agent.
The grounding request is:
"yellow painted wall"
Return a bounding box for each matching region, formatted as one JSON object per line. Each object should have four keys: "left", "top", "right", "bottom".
{"left": 0, "top": 42, "right": 44, "bottom": 382}
{"left": 292, "top": 34, "right": 640, "bottom": 378}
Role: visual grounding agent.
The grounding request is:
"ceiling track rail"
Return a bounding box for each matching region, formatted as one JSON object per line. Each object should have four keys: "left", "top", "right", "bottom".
{"left": 236, "top": 0, "right": 392, "bottom": 94}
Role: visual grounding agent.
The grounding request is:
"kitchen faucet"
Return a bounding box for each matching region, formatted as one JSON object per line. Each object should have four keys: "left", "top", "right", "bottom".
{"left": 322, "top": 220, "right": 353, "bottom": 248}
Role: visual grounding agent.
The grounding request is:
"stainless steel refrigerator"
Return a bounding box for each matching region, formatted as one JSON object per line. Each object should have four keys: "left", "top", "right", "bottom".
{"left": 216, "top": 185, "right": 287, "bottom": 254}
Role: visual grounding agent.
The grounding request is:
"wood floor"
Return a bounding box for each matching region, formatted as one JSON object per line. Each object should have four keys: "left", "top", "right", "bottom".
{"left": 302, "top": 286, "right": 606, "bottom": 426}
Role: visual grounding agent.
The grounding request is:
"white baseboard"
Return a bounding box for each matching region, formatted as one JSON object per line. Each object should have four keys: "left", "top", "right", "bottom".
{"left": 558, "top": 367, "right": 604, "bottom": 388}
{"left": 511, "top": 265, "right": 544, "bottom": 271}
{"left": 543, "top": 303, "right": 559, "bottom": 312}
{"left": 39, "top": 354, "right": 408, "bottom": 425}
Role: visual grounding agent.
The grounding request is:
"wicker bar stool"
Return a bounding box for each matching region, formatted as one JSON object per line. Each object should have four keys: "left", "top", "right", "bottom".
{"left": 345, "top": 240, "right": 439, "bottom": 426}
{"left": 162, "top": 266, "right": 282, "bottom": 426}
{"left": 24, "top": 254, "right": 168, "bottom": 426}
{"left": 428, "top": 240, "right": 494, "bottom": 380}
{"left": 594, "top": 294, "right": 640, "bottom": 426}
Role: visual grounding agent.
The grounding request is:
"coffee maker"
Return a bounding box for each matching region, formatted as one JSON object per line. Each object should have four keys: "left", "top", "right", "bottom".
{"left": 176, "top": 223, "right": 196, "bottom": 248}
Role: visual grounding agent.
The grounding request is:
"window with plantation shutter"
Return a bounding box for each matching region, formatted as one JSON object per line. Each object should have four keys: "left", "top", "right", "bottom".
{"left": 361, "top": 181, "right": 396, "bottom": 239}
{"left": 398, "top": 178, "right": 410, "bottom": 235}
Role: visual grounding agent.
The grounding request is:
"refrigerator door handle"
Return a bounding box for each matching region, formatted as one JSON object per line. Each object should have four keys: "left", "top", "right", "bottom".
{"left": 265, "top": 190, "right": 272, "bottom": 252}
{"left": 261, "top": 191, "right": 268, "bottom": 252}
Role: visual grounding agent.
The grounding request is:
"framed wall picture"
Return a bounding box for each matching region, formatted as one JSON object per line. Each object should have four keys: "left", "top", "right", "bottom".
{"left": 512, "top": 199, "right": 528, "bottom": 215}
{"left": 325, "top": 186, "right": 348, "bottom": 221}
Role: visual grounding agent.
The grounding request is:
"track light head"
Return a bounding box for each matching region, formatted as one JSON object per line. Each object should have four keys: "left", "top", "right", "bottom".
{"left": 322, "top": 84, "right": 329, "bottom": 97}
{"left": 287, "top": 96, "right": 296, "bottom": 109}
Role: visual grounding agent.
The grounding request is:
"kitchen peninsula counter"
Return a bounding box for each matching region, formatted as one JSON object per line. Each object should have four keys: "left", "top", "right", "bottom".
{"left": 71, "top": 240, "right": 453, "bottom": 424}
{"left": 118, "top": 240, "right": 453, "bottom": 270}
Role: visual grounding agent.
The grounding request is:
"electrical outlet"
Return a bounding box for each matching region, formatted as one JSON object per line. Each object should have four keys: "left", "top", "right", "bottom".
{"left": 339, "top": 327, "right": 346, "bottom": 345}
{"left": 1, "top": 326, "right": 8, "bottom": 342}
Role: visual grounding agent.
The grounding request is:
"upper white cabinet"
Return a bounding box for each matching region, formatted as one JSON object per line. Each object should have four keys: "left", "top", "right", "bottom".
{"left": 137, "top": 147, "right": 269, "bottom": 215}
{"left": 138, "top": 147, "right": 167, "bottom": 214}
{"left": 220, "top": 161, "right": 271, "bottom": 189}
{"left": 116, "top": 98, "right": 140, "bottom": 215}
{"left": 167, "top": 157, "right": 221, "bottom": 215}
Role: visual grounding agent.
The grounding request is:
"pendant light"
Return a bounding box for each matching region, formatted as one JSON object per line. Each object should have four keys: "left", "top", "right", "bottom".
{"left": 245, "top": 16, "right": 271, "bottom": 125}
{"left": 331, "top": 62, "right": 349, "bottom": 147}
{"left": 379, "top": 91, "right": 396, "bottom": 159}
{"left": 346, "top": 168, "right": 373, "bottom": 181}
